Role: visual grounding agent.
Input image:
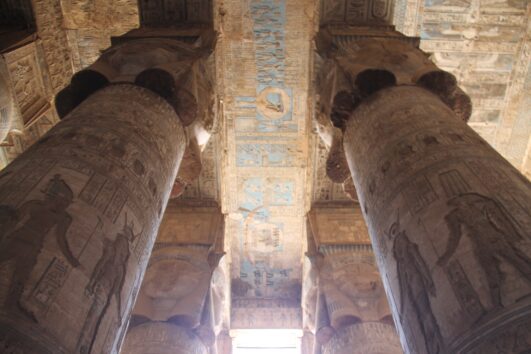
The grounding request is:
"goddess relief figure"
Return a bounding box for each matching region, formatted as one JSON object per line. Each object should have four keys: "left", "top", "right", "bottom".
{"left": 393, "top": 228, "right": 443, "bottom": 354}
{"left": 76, "top": 216, "right": 139, "bottom": 354}
{"left": 438, "top": 193, "right": 531, "bottom": 309}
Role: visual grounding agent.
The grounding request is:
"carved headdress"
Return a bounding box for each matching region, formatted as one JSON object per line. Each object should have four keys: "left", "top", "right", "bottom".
{"left": 43, "top": 174, "right": 73, "bottom": 202}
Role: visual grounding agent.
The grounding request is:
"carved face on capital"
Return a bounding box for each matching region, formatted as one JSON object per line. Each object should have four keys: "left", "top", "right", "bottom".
{"left": 143, "top": 258, "right": 209, "bottom": 300}
{"left": 335, "top": 262, "right": 383, "bottom": 299}
{"left": 104, "top": 40, "right": 196, "bottom": 77}
{"left": 322, "top": 255, "right": 391, "bottom": 323}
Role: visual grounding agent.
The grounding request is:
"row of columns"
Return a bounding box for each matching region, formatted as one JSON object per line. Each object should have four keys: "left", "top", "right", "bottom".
{"left": 0, "top": 20, "right": 530, "bottom": 354}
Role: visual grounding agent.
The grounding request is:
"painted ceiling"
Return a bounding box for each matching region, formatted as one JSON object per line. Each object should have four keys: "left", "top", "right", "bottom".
{"left": 0, "top": 0, "right": 529, "bottom": 331}
{"left": 216, "top": 0, "right": 314, "bottom": 328}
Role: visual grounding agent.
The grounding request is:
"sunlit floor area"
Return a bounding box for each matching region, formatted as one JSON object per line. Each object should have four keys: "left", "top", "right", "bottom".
{"left": 231, "top": 330, "right": 302, "bottom": 354}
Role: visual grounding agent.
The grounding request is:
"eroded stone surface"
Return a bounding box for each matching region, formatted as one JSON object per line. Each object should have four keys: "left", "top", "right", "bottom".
{"left": 344, "top": 85, "right": 531, "bottom": 353}
{"left": 322, "top": 322, "right": 403, "bottom": 354}
{"left": 0, "top": 36, "right": 62, "bottom": 167}
{"left": 32, "top": 0, "right": 73, "bottom": 93}
{"left": 0, "top": 84, "right": 185, "bottom": 353}
{"left": 122, "top": 322, "right": 208, "bottom": 354}
{"left": 218, "top": 0, "right": 314, "bottom": 330}
{"left": 133, "top": 246, "right": 212, "bottom": 325}
{"left": 123, "top": 203, "right": 226, "bottom": 353}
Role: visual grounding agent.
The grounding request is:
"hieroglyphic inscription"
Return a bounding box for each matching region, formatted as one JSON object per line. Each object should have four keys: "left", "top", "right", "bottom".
{"left": 0, "top": 174, "right": 80, "bottom": 318}
{"left": 222, "top": 0, "right": 311, "bottom": 331}
{"left": 32, "top": 0, "right": 72, "bottom": 92}
{"left": 3, "top": 43, "right": 50, "bottom": 126}
{"left": 402, "top": 175, "right": 438, "bottom": 214}
{"left": 122, "top": 322, "right": 207, "bottom": 354}
{"left": 439, "top": 169, "right": 470, "bottom": 198}
{"left": 343, "top": 86, "right": 531, "bottom": 352}
{"left": 392, "top": 224, "right": 443, "bottom": 354}
{"left": 439, "top": 193, "right": 531, "bottom": 309}
{"left": 320, "top": 0, "right": 393, "bottom": 25}
{"left": 322, "top": 323, "right": 402, "bottom": 354}
{"left": 0, "top": 85, "right": 185, "bottom": 354}
{"left": 77, "top": 217, "right": 139, "bottom": 354}
{"left": 446, "top": 260, "right": 484, "bottom": 319}
{"left": 30, "top": 257, "right": 69, "bottom": 313}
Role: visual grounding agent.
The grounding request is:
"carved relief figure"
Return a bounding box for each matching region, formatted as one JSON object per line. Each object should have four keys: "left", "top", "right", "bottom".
{"left": 76, "top": 216, "right": 139, "bottom": 354}
{"left": 0, "top": 174, "right": 79, "bottom": 316}
{"left": 438, "top": 193, "right": 531, "bottom": 309}
{"left": 393, "top": 226, "right": 443, "bottom": 353}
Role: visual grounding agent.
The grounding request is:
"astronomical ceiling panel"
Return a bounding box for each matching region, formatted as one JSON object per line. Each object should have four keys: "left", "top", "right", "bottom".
{"left": 395, "top": 0, "right": 530, "bottom": 171}
{"left": 218, "top": 0, "right": 314, "bottom": 329}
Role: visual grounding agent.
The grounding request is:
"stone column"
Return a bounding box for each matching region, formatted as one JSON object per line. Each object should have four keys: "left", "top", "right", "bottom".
{"left": 0, "top": 30, "right": 216, "bottom": 353}
{"left": 307, "top": 208, "right": 402, "bottom": 354}
{"left": 316, "top": 27, "right": 531, "bottom": 353}
{"left": 0, "top": 84, "right": 185, "bottom": 354}
{"left": 121, "top": 246, "right": 215, "bottom": 354}
{"left": 316, "top": 246, "right": 402, "bottom": 354}
{"left": 122, "top": 204, "right": 226, "bottom": 354}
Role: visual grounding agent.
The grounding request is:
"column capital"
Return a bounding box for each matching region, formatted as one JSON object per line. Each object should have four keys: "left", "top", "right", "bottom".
{"left": 341, "top": 83, "right": 531, "bottom": 353}
{"left": 316, "top": 27, "right": 471, "bottom": 125}
{"left": 314, "top": 27, "right": 471, "bottom": 185}
{"left": 56, "top": 29, "right": 219, "bottom": 199}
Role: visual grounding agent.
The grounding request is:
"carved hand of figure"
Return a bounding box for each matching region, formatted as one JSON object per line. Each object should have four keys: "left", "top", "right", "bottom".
{"left": 0, "top": 205, "right": 18, "bottom": 237}
{"left": 85, "top": 282, "right": 96, "bottom": 297}
{"left": 438, "top": 210, "right": 462, "bottom": 267}
{"left": 427, "top": 279, "right": 436, "bottom": 297}
{"left": 116, "top": 304, "right": 122, "bottom": 326}
{"left": 115, "top": 286, "right": 123, "bottom": 323}
{"left": 56, "top": 215, "right": 80, "bottom": 267}
{"left": 436, "top": 254, "right": 451, "bottom": 267}
{"left": 66, "top": 254, "right": 81, "bottom": 268}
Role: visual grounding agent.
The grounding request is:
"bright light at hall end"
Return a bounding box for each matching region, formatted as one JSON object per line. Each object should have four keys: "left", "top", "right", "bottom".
{"left": 231, "top": 329, "right": 303, "bottom": 354}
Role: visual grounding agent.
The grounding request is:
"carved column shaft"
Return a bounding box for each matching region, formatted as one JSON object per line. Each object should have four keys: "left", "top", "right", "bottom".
{"left": 344, "top": 85, "right": 531, "bottom": 353}
{"left": 0, "top": 84, "right": 185, "bottom": 353}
